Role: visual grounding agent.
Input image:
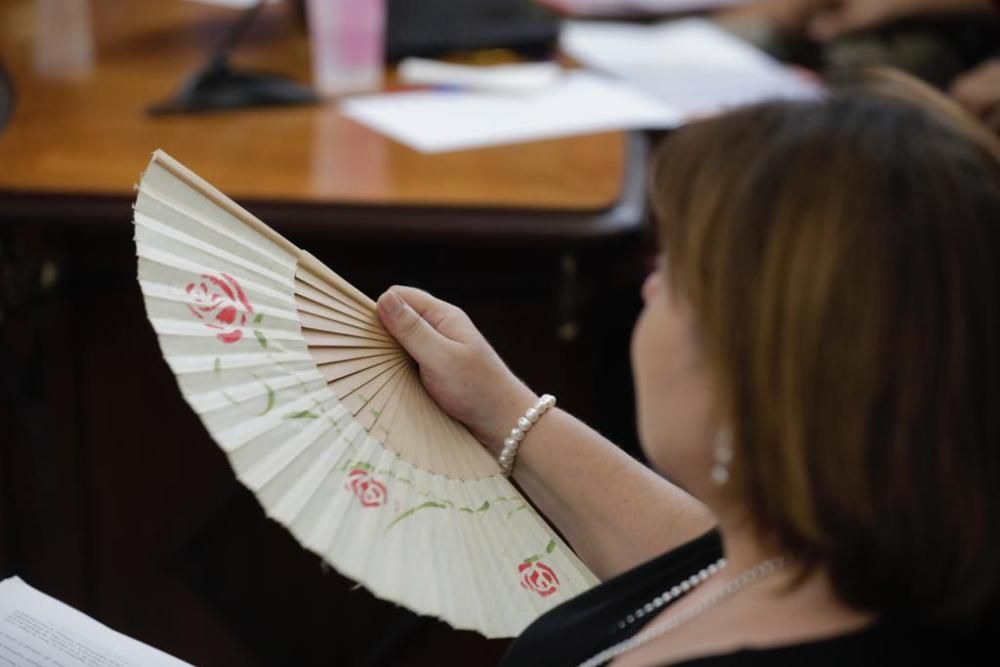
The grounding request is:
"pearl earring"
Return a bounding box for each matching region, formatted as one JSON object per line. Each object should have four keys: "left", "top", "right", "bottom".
{"left": 711, "top": 430, "right": 733, "bottom": 485}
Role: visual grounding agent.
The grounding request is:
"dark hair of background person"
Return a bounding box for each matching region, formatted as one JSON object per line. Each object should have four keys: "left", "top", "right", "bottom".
{"left": 648, "top": 73, "right": 1000, "bottom": 625}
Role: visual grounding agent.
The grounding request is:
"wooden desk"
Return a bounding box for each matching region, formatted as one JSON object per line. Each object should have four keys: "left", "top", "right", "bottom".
{"left": 0, "top": 0, "right": 644, "bottom": 239}
{"left": 0, "top": 1, "right": 650, "bottom": 665}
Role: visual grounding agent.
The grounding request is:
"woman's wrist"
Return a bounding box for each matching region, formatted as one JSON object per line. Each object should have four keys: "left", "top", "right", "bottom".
{"left": 497, "top": 394, "right": 557, "bottom": 476}
{"left": 477, "top": 383, "right": 539, "bottom": 457}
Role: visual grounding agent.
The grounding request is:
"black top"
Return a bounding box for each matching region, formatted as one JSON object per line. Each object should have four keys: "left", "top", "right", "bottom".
{"left": 500, "top": 531, "right": 989, "bottom": 666}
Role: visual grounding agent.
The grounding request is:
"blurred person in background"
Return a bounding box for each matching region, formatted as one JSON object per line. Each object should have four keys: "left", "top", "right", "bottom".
{"left": 730, "top": 0, "right": 1000, "bottom": 130}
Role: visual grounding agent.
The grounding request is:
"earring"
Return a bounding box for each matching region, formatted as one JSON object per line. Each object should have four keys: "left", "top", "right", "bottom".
{"left": 711, "top": 430, "right": 733, "bottom": 486}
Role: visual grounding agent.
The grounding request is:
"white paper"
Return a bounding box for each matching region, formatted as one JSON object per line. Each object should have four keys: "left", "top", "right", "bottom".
{"left": 340, "top": 71, "right": 681, "bottom": 153}
{"left": 561, "top": 18, "right": 822, "bottom": 116}
{"left": 0, "top": 577, "right": 192, "bottom": 667}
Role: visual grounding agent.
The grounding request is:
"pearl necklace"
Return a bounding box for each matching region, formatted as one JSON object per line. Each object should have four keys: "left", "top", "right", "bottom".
{"left": 617, "top": 557, "right": 728, "bottom": 631}
{"left": 577, "top": 555, "right": 789, "bottom": 667}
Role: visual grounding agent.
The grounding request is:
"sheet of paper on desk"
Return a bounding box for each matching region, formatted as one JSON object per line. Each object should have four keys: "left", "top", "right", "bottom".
{"left": 340, "top": 71, "right": 682, "bottom": 153}
{"left": 561, "top": 18, "right": 822, "bottom": 117}
{"left": 0, "top": 576, "right": 192, "bottom": 667}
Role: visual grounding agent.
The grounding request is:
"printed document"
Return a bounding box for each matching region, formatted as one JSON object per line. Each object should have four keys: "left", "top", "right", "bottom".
{"left": 0, "top": 577, "right": 191, "bottom": 667}
{"left": 341, "top": 71, "right": 681, "bottom": 153}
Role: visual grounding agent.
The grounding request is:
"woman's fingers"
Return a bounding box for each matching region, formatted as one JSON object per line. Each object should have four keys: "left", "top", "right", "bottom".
{"left": 377, "top": 287, "right": 452, "bottom": 367}
{"left": 950, "top": 59, "right": 1000, "bottom": 121}
{"left": 381, "top": 285, "right": 474, "bottom": 342}
{"left": 375, "top": 285, "right": 534, "bottom": 451}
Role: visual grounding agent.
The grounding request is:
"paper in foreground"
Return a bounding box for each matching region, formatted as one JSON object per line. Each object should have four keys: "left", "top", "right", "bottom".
{"left": 132, "top": 150, "right": 598, "bottom": 638}
{"left": 0, "top": 576, "right": 192, "bottom": 666}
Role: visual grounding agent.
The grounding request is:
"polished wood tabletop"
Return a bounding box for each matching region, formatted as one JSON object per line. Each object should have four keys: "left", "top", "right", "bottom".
{"left": 0, "top": 0, "right": 634, "bottom": 233}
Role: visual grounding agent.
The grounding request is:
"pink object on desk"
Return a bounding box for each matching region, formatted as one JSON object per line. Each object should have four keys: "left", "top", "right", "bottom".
{"left": 306, "top": 0, "right": 385, "bottom": 96}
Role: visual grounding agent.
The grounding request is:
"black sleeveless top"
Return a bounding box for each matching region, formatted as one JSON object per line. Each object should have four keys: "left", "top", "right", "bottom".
{"left": 499, "top": 530, "right": 989, "bottom": 666}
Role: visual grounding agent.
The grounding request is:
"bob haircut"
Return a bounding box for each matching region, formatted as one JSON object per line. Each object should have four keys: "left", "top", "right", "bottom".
{"left": 650, "top": 71, "right": 1000, "bottom": 623}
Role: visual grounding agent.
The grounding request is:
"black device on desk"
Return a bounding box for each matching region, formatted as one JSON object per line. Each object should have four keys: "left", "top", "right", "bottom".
{"left": 386, "top": 0, "right": 560, "bottom": 60}
{"left": 150, "top": 0, "right": 317, "bottom": 115}
{"left": 0, "top": 60, "right": 13, "bottom": 133}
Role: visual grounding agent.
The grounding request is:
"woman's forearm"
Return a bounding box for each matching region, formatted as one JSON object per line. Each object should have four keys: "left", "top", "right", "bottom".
{"left": 375, "top": 286, "right": 715, "bottom": 580}
{"left": 503, "top": 405, "right": 716, "bottom": 580}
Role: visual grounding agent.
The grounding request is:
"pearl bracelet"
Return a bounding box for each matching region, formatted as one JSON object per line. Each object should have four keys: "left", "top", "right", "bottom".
{"left": 498, "top": 394, "right": 556, "bottom": 477}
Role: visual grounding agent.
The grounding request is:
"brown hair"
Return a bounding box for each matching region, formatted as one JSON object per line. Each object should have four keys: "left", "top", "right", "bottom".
{"left": 651, "top": 73, "right": 1000, "bottom": 622}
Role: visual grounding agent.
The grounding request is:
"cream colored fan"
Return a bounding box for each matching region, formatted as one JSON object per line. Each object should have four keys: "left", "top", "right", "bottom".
{"left": 133, "top": 150, "right": 598, "bottom": 638}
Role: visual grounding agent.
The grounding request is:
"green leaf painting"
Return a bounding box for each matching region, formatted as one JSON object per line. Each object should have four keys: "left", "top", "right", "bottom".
{"left": 258, "top": 383, "right": 275, "bottom": 416}
{"left": 385, "top": 501, "right": 448, "bottom": 532}
{"left": 284, "top": 410, "right": 319, "bottom": 419}
{"left": 507, "top": 505, "right": 528, "bottom": 520}
{"left": 520, "top": 540, "right": 558, "bottom": 566}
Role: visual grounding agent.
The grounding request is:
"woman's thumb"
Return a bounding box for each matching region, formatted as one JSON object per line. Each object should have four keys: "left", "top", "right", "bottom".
{"left": 377, "top": 288, "right": 443, "bottom": 365}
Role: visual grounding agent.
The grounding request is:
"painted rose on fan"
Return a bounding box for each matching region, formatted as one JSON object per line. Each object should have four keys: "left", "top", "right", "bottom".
{"left": 518, "top": 560, "right": 560, "bottom": 597}
{"left": 185, "top": 272, "right": 254, "bottom": 344}
{"left": 345, "top": 468, "right": 388, "bottom": 508}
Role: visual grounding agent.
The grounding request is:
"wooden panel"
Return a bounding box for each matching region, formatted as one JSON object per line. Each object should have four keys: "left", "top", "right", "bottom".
{"left": 0, "top": 227, "right": 88, "bottom": 608}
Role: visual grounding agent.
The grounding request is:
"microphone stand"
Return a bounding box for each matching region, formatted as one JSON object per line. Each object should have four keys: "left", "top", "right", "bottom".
{"left": 150, "top": 0, "right": 318, "bottom": 115}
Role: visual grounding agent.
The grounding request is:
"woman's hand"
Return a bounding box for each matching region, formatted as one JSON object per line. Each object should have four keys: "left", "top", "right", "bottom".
{"left": 378, "top": 288, "right": 715, "bottom": 579}
{"left": 950, "top": 59, "right": 1000, "bottom": 133}
{"left": 376, "top": 286, "right": 537, "bottom": 455}
{"left": 735, "top": 0, "right": 994, "bottom": 40}
{"left": 805, "top": 0, "right": 994, "bottom": 40}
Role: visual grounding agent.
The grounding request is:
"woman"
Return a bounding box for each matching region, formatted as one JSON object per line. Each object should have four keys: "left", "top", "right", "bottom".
{"left": 375, "top": 73, "right": 1000, "bottom": 665}
{"left": 741, "top": 0, "right": 997, "bottom": 40}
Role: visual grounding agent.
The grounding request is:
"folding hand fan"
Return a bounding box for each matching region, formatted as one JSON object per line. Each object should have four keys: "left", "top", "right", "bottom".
{"left": 132, "top": 150, "right": 598, "bottom": 638}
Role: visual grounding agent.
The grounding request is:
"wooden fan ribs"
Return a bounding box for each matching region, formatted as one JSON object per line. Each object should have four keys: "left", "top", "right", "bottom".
{"left": 325, "top": 357, "right": 408, "bottom": 399}
{"left": 360, "top": 366, "right": 409, "bottom": 437}
{"left": 352, "top": 363, "right": 408, "bottom": 431}
{"left": 288, "top": 259, "right": 500, "bottom": 479}
{"left": 294, "top": 294, "right": 389, "bottom": 338}
{"left": 294, "top": 278, "right": 383, "bottom": 330}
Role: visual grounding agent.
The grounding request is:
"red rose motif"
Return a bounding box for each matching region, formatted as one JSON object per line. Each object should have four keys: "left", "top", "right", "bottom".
{"left": 185, "top": 272, "right": 254, "bottom": 344}
{"left": 518, "top": 560, "right": 560, "bottom": 597}
{"left": 345, "top": 468, "right": 388, "bottom": 508}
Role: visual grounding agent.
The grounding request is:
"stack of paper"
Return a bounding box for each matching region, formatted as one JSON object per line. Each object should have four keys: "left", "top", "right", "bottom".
{"left": 0, "top": 577, "right": 191, "bottom": 666}
{"left": 342, "top": 71, "right": 681, "bottom": 153}
{"left": 342, "top": 19, "right": 821, "bottom": 153}
{"left": 560, "top": 18, "right": 821, "bottom": 117}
